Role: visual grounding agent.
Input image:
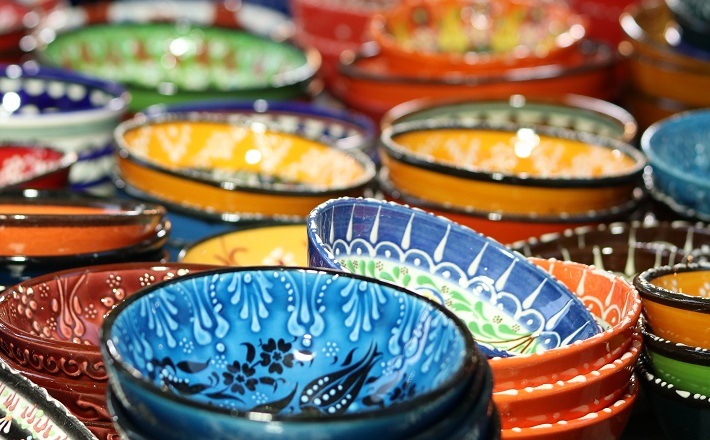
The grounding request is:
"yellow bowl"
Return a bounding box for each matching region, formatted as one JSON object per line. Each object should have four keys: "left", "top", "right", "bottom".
{"left": 379, "top": 120, "right": 647, "bottom": 216}
{"left": 114, "top": 113, "right": 376, "bottom": 219}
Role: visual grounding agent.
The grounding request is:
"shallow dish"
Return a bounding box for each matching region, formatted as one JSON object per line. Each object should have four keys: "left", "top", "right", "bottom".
{"left": 380, "top": 120, "right": 646, "bottom": 215}
{"left": 0, "top": 144, "right": 76, "bottom": 190}
{"left": 101, "top": 266, "right": 479, "bottom": 440}
{"left": 307, "top": 197, "right": 599, "bottom": 357}
{"left": 114, "top": 113, "right": 376, "bottom": 219}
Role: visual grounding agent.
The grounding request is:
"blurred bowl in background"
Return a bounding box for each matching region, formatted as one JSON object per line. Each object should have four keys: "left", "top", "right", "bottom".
{"left": 0, "top": 144, "right": 76, "bottom": 191}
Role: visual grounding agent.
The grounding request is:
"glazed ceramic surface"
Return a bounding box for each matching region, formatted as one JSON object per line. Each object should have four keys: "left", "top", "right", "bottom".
{"left": 0, "top": 64, "right": 128, "bottom": 194}
{"left": 39, "top": 23, "right": 319, "bottom": 110}
{"left": 0, "top": 357, "right": 96, "bottom": 440}
{"left": 180, "top": 223, "right": 307, "bottom": 267}
{"left": 642, "top": 109, "right": 710, "bottom": 219}
{"left": 380, "top": 121, "right": 646, "bottom": 215}
{"left": 101, "top": 267, "right": 478, "bottom": 440}
{"left": 307, "top": 198, "right": 599, "bottom": 357}
{"left": 489, "top": 258, "right": 642, "bottom": 392}
{"left": 0, "top": 145, "right": 76, "bottom": 190}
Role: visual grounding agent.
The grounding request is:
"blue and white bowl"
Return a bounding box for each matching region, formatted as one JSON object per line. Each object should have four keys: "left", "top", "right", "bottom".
{"left": 101, "top": 266, "right": 481, "bottom": 440}
{"left": 307, "top": 197, "right": 599, "bottom": 358}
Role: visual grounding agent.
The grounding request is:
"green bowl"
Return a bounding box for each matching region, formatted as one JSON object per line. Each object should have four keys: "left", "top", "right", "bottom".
{"left": 38, "top": 23, "right": 320, "bottom": 111}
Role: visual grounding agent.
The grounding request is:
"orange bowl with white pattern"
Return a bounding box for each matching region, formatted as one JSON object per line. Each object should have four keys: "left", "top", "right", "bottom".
{"left": 379, "top": 120, "right": 647, "bottom": 216}
{"left": 114, "top": 113, "right": 377, "bottom": 219}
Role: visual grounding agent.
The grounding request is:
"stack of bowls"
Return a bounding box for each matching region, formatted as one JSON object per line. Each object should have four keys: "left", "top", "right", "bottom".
{"left": 619, "top": 1, "right": 710, "bottom": 129}
{"left": 377, "top": 114, "right": 647, "bottom": 244}
{"left": 634, "top": 263, "right": 710, "bottom": 440}
{"left": 0, "top": 262, "right": 217, "bottom": 439}
{"left": 306, "top": 198, "right": 642, "bottom": 438}
{"left": 0, "top": 190, "right": 170, "bottom": 290}
{"left": 100, "top": 266, "right": 498, "bottom": 440}
{"left": 641, "top": 109, "right": 710, "bottom": 221}
{"left": 0, "top": 63, "right": 128, "bottom": 195}
{"left": 0, "top": 144, "right": 76, "bottom": 191}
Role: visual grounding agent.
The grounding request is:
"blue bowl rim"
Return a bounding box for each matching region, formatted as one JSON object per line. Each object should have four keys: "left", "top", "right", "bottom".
{"left": 100, "top": 265, "right": 481, "bottom": 424}
{"left": 637, "top": 353, "right": 710, "bottom": 408}
{"left": 634, "top": 261, "right": 710, "bottom": 312}
{"left": 380, "top": 119, "right": 647, "bottom": 188}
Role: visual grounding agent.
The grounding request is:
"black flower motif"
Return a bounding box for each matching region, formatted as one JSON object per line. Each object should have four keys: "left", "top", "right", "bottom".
{"left": 259, "top": 338, "right": 295, "bottom": 374}
{"left": 223, "top": 361, "right": 258, "bottom": 395}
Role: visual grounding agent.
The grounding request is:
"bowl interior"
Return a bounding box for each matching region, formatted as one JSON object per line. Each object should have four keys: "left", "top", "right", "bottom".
{"left": 649, "top": 269, "right": 710, "bottom": 298}
{"left": 104, "top": 267, "right": 474, "bottom": 417}
{"left": 308, "top": 198, "right": 599, "bottom": 356}
{"left": 41, "top": 24, "right": 310, "bottom": 92}
{"left": 643, "top": 111, "right": 710, "bottom": 179}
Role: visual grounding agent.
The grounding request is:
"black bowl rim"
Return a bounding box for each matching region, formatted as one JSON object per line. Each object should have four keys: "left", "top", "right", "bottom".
{"left": 100, "top": 265, "right": 482, "bottom": 425}
{"left": 640, "top": 318, "right": 710, "bottom": 366}
{"left": 634, "top": 262, "right": 710, "bottom": 311}
{"left": 636, "top": 353, "right": 710, "bottom": 408}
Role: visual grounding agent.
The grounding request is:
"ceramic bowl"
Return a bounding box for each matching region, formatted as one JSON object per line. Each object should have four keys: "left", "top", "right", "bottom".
{"left": 381, "top": 94, "right": 638, "bottom": 143}
{"left": 489, "top": 258, "right": 642, "bottom": 392}
{"left": 637, "top": 354, "right": 710, "bottom": 440}
{"left": 634, "top": 262, "right": 710, "bottom": 348}
{"left": 641, "top": 109, "right": 710, "bottom": 219}
{"left": 619, "top": 87, "right": 696, "bottom": 133}
{"left": 379, "top": 120, "right": 647, "bottom": 216}
{"left": 307, "top": 197, "right": 599, "bottom": 358}
{"left": 370, "top": 0, "right": 586, "bottom": 71}
{"left": 0, "top": 63, "right": 128, "bottom": 194}
{"left": 334, "top": 40, "right": 617, "bottom": 121}
{"left": 510, "top": 221, "right": 710, "bottom": 279}
{"left": 36, "top": 17, "right": 319, "bottom": 111}
{"left": 0, "top": 144, "right": 76, "bottom": 190}
{"left": 378, "top": 167, "right": 646, "bottom": 245}
{"left": 101, "top": 266, "right": 480, "bottom": 440}
{"left": 114, "top": 113, "right": 376, "bottom": 219}
{"left": 500, "top": 376, "right": 638, "bottom": 440}
{"left": 179, "top": 222, "right": 307, "bottom": 267}
{"left": 494, "top": 332, "right": 641, "bottom": 429}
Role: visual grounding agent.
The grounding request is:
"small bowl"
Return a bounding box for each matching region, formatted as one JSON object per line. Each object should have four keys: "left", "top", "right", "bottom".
{"left": 380, "top": 120, "right": 647, "bottom": 216}
{"left": 634, "top": 262, "right": 710, "bottom": 348}
{"left": 489, "top": 258, "right": 642, "bottom": 392}
{"left": 101, "top": 266, "right": 480, "bottom": 440}
{"left": 381, "top": 94, "right": 639, "bottom": 143}
{"left": 637, "top": 354, "right": 710, "bottom": 440}
{"left": 0, "top": 144, "right": 76, "bottom": 190}
{"left": 114, "top": 113, "right": 376, "bottom": 219}
{"left": 370, "top": 0, "right": 586, "bottom": 71}
{"left": 307, "top": 197, "right": 599, "bottom": 358}
{"left": 179, "top": 222, "right": 307, "bottom": 267}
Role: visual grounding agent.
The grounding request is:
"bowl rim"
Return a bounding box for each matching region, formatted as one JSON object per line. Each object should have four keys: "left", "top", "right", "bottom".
{"left": 380, "top": 93, "right": 639, "bottom": 143}
{"left": 0, "top": 143, "right": 78, "bottom": 189}
{"left": 636, "top": 353, "right": 710, "bottom": 408}
{"left": 113, "top": 111, "right": 377, "bottom": 196}
{"left": 634, "top": 261, "right": 710, "bottom": 311}
{"left": 100, "top": 265, "right": 481, "bottom": 424}
{"left": 380, "top": 119, "right": 647, "bottom": 187}
{"left": 0, "top": 63, "right": 129, "bottom": 129}
{"left": 640, "top": 318, "right": 710, "bottom": 367}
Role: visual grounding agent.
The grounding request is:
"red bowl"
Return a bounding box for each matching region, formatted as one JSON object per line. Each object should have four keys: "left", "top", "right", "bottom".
{"left": 0, "top": 144, "right": 76, "bottom": 191}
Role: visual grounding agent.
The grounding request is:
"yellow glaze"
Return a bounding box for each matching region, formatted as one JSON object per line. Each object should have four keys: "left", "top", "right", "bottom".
{"left": 122, "top": 121, "right": 367, "bottom": 188}
{"left": 181, "top": 224, "right": 307, "bottom": 267}
{"left": 651, "top": 271, "right": 710, "bottom": 298}
{"left": 642, "top": 299, "right": 710, "bottom": 349}
{"left": 391, "top": 129, "right": 637, "bottom": 178}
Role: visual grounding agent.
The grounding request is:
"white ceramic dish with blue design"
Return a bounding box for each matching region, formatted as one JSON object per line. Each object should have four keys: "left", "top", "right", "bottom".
{"left": 100, "top": 266, "right": 481, "bottom": 440}
{"left": 307, "top": 197, "right": 599, "bottom": 358}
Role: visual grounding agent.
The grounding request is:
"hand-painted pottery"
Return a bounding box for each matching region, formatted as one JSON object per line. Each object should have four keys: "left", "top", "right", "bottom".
{"left": 493, "top": 332, "right": 641, "bottom": 429}
{"left": 334, "top": 40, "right": 617, "bottom": 121}
{"left": 114, "top": 113, "right": 376, "bottom": 219}
{"left": 0, "top": 64, "right": 128, "bottom": 194}
{"left": 0, "top": 357, "right": 96, "bottom": 440}
{"left": 381, "top": 94, "right": 638, "bottom": 143}
{"left": 510, "top": 221, "right": 710, "bottom": 280}
{"left": 641, "top": 319, "right": 710, "bottom": 397}
{"left": 370, "top": 0, "right": 586, "bottom": 72}
{"left": 499, "top": 377, "right": 638, "bottom": 440}
{"left": 641, "top": 109, "right": 710, "bottom": 219}
{"left": 634, "top": 262, "right": 710, "bottom": 348}
{"left": 37, "top": 21, "right": 319, "bottom": 111}
{"left": 637, "top": 355, "right": 710, "bottom": 440}
{"left": 490, "top": 258, "right": 642, "bottom": 392}
{"left": 380, "top": 120, "right": 646, "bottom": 216}
{"left": 101, "top": 267, "right": 480, "bottom": 440}
{"left": 307, "top": 197, "right": 599, "bottom": 358}
{"left": 378, "top": 167, "right": 645, "bottom": 245}
{"left": 0, "top": 144, "right": 76, "bottom": 191}
{"left": 665, "top": 0, "right": 710, "bottom": 50}
{"left": 179, "top": 222, "right": 308, "bottom": 267}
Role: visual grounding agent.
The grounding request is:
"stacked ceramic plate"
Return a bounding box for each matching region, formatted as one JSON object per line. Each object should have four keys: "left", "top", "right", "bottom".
{"left": 376, "top": 95, "right": 647, "bottom": 244}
